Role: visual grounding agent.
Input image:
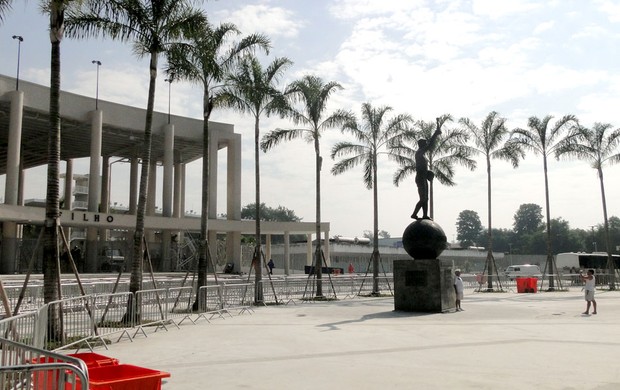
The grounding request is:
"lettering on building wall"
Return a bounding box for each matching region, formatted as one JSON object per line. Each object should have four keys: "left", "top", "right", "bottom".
{"left": 71, "top": 212, "right": 114, "bottom": 223}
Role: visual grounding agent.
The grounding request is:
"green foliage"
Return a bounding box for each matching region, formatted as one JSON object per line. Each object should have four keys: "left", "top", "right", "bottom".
{"left": 241, "top": 203, "right": 301, "bottom": 222}
{"left": 240, "top": 203, "right": 303, "bottom": 244}
{"left": 513, "top": 203, "right": 544, "bottom": 236}
{"left": 456, "top": 210, "right": 483, "bottom": 247}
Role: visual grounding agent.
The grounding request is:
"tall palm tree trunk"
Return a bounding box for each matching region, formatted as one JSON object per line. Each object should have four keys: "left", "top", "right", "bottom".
{"left": 128, "top": 53, "right": 158, "bottom": 321}
{"left": 542, "top": 156, "right": 555, "bottom": 289}
{"left": 254, "top": 117, "right": 263, "bottom": 303}
{"left": 598, "top": 168, "right": 616, "bottom": 290}
{"left": 43, "top": 30, "right": 62, "bottom": 340}
{"left": 486, "top": 156, "right": 494, "bottom": 290}
{"left": 314, "top": 137, "right": 323, "bottom": 297}
{"left": 195, "top": 95, "right": 212, "bottom": 309}
{"left": 372, "top": 156, "right": 379, "bottom": 295}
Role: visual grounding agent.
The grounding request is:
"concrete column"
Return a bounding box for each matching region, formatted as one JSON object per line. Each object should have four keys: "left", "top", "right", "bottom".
{"left": 180, "top": 164, "right": 186, "bottom": 218}
{"left": 208, "top": 131, "right": 219, "bottom": 219}
{"left": 284, "top": 232, "right": 290, "bottom": 276}
{"left": 163, "top": 125, "right": 174, "bottom": 217}
{"left": 161, "top": 124, "right": 174, "bottom": 271}
{"left": 172, "top": 162, "right": 183, "bottom": 271}
{"left": 17, "top": 159, "right": 24, "bottom": 206}
{"left": 265, "top": 234, "right": 272, "bottom": 267}
{"left": 146, "top": 161, "right": 157, "bottom": 248}
{"left": 129, "top": 158, "right": 139, "bottom": 215}
{"left": 208, "top": 230, "right": 217, "bottom": 272}
{"left": 62, "top": 160, "right": 73, "bottom": 249}
{"left": 126, "top": 157, "right": 139, "bottom": 265}
{"left": 1, "top": 90, "right": 24, "bottom": 274}
{"left": 173, "top": 162, "right": 182, "bottom": 218}
{"left": 86, "top": 109, "right": 103, "bottom": 273}
{"left": 100, "top": 156, "right": 110, "bottom": 214}
{"left": 5, "top": 91, "right": 23, "bottom": 206}
{"left": 99, "top": 156, "right": 110, "bottom": 243}
{"left": 226, "top": 134, "right": 242, "bottom": 272}
{"left": 306, "top": 234, "right": 313, "bottom": 266}
{"left": 206, "top": 131, "right": 219, "bottom": 272}
{"left": 324, "top": 229, "right": 331, "bottom": 266}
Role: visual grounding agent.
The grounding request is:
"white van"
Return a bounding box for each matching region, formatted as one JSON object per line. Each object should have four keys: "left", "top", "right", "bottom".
{"left": 503, "top": 264, "right": 541, "bottom": 280}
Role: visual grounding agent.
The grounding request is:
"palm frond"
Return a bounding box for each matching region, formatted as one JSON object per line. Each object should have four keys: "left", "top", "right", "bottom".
{"left": 261, "top": 128, "right": 306, "bottom": 152}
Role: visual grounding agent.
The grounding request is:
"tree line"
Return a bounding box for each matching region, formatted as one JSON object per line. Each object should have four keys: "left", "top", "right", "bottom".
{"left": 457, "top": 205, "right": 620, "bottom": 256}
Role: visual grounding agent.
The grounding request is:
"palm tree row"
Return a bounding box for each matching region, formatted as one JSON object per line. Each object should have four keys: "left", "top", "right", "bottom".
{"left": 2, "top": 1, "right": 619, "bottom": 316}
{"left": 328, "top": 110, "right": 620, "bottom": 293}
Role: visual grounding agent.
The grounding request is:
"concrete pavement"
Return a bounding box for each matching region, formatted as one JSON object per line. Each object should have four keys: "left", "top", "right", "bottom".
{"left": 99, "top": 288, "right": 620, "bottom": 389}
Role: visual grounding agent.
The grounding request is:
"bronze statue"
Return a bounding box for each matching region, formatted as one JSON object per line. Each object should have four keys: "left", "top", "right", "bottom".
{"left": 411, "top": 118, "right": 442, "bottom": 220}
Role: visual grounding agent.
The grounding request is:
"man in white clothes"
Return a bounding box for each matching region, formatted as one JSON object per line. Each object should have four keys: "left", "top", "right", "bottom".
{"left": 580, "top": 269, "right": 597, "bottom": 315}
{"left": 454, "top": 270, "right": 464, "bottom": 312}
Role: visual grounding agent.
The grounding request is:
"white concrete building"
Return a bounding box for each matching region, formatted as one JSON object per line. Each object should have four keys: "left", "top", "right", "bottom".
{"left": 0, "top": 74, "right": 329, "bottom": 274}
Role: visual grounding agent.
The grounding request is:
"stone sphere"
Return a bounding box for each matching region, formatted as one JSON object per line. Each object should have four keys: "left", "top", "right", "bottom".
{"left": 402, "top": 219, "right": 448, "bottom": 259}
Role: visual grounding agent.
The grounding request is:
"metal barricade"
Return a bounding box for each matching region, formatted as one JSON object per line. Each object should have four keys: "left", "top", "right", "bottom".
{"left": 222, "top": 283, "right": 254, "bottom": 315}
{"left": 0, "top": 310, "right": 41, "bottom": 347}
{"left": 196, "top": 285, "right": 225, "bottom": 322}
{"left": 46, "top": 295, "right": 97, "bottom": 352}
{"left": 92, "top": 292, "right": 134, "bottom": 345}
{"left": 0, "top": 337, "right": 89, "bottom": 390}
{"left": 353, "top": 276, "right": 375, "bottom": 296}
{"left": 166, "top": 286, "right": 195, "bottom": 325}
{"left": 133, "top": 289, "right": 168, "bottom": 338}
{"left": 4, "top": 284, "right": 45, "bottom": 315}
{"left": 283, "top": 278, "right": 311, "bottom": 302}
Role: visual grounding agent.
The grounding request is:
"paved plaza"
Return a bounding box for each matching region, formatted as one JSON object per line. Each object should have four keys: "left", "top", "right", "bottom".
{"left": 102, "top": 288, "right": 619, "bottom": 389}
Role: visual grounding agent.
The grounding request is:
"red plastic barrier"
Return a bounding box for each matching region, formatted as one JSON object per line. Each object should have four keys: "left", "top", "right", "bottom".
{"left": 87, "top": 364, "right": 170, "bottom": 390}
{"left": 516, "top": 277, "right": 538, "bottom": 293}
{"left": 68, "top": 352, "right": 119, "bottom": 369}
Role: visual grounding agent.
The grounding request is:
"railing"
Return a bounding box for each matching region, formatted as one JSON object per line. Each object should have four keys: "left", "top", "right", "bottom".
{"left": 0, "top": 337, "right": 89, "bottom": 389}
{"left": 0, "top": 275, "right": 395, "bottom": 352}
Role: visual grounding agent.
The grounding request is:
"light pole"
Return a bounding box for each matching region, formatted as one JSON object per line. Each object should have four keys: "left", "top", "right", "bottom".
{"left": 108, "top": 157, "right": 127, "bottom": 209}
{"left": 12, "top": 35, "right": 23, "bottom": 90}
{"left": 164, "top": 75, "right": 174, "bottom": 124}
{"left": 92, "top": 60, "right": 101, "bottom": 109}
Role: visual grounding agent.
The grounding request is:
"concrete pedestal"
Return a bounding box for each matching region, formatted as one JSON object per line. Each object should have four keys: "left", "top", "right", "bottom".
{"left": 394, "top": 259, "right": 455, "bottom": 313}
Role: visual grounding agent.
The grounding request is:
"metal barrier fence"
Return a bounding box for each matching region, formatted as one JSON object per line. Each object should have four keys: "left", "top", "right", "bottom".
{"left": 133, "top": 288, "right": 169, "bottom": 338}
{"left": 0, "top": 337, "right": 89, "bottom": 390}
{"left": 221, "top": 283, "right": 254, "bottom": 315}
{"left": 0, "top": 309, "right": 41, "bottom": 347}
{"left": 0, "top": 276, "right": 396, "bottom": 350}
{"left": 196, "top": 285, "right": 225, "bottom": 322}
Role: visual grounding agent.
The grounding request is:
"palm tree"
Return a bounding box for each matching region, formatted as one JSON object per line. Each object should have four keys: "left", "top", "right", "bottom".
{"left": 460, "top": 111, "right": 523, "bottom": 291}
{"left": 261, "top": 75, "right": 353, "bottom": 298}
{"left": 219, "top": 55, "right": 292, "bottom": 284}
{"left": 392, "top": 114, "right": 476, "bottom": 219}
{"left": 167, "top": 23, "right": 270, "bottom": 305}
{"left": 40, "top": 0, "right": 73, "bottom": 341}
{"left": 0, "top": 0, "right": 13, "bottom": 23}
{"left": 556, "top": 122, "right": 620, "bottom": 289}
{"left": 510, "top": 114, "right": 578, "bottom": 290}
{"left": 331, "top": 103, "right": 412, "bottom": 295}
{"left": 65, "top": 1, "right": 207, "bottom": 315}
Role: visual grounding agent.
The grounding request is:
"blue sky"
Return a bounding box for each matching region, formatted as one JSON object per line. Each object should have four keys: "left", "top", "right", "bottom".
{"left": 1, "top": 0, "right": 620, "bottom": 244}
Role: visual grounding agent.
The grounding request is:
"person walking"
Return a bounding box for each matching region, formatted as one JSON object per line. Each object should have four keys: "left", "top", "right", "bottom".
{"left": 267, "top": 259, "right": 275, "bottom": 275}
{"left": 454, "top": 270, "right": 464, "bottom": 312}
{"left": 580, "top": 269, "right": 597, "bottom": 315}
